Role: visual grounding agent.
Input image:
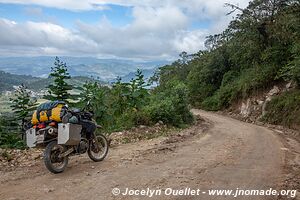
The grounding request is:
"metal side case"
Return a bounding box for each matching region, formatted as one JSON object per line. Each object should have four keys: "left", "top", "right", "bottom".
{"left": 26, "top": 128, "right": 36, "bottom": 148}
{"left": 58, "top": 123, "right": 82, "bottom": 145}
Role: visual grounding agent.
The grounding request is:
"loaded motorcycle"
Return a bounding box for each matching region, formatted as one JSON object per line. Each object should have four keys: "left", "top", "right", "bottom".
{"left": 26, "top": 106, "right": 109, "bottom": 174}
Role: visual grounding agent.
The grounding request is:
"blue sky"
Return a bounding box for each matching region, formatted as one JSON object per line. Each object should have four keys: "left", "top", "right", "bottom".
{"left": 0, "top": 3, "right": 134, "bottom": 28}
{"left": 0, "top": 0, "right": 250, "bottom": 60}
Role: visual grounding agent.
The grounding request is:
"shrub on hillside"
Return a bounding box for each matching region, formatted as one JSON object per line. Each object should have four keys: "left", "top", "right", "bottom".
{"left": 0, "top": 114, "right": 26, "bottom": 149}
{"left": 145, "top": 81, "right": 194, "bottom": 127}
{"left": 278, "top": 44, "right": 300, "bottom": 87}
{"left": 263, "top": 90, "right": 300, "bottom": 128}
{"left": 79, "top": 72, "right": 193, "bottom": 133}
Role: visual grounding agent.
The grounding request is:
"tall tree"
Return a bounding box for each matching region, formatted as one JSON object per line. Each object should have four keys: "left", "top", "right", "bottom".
{"left": 79, "top": 81, "right": 110, "bottom": 123}
{"left": 128, "top": 69, "right": 150, "bottom": 110}
{"left": 44, "top": 57, "right": 74, "bottom": 103}
{"left": 10, "top": 84, "right": 37, "bottom": 135}
{"left": 110, "top": 77, "right": 131, "bottom": 116}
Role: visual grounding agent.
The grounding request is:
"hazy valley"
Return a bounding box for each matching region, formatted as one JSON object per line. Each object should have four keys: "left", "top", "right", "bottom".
{"left": 0, "top": 56, "right": 167, "bottom": 92}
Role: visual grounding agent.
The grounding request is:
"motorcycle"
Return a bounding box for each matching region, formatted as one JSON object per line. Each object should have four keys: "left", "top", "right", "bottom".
{"left": 26, "top": 108, "right": 109, "bottom": 174}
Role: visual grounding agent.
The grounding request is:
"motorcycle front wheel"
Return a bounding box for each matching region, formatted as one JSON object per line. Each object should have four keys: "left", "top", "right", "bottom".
{"left": 44, "top": 141, "right": 69, "bottom": 174}
{"left": 88, "top": 133, "right": 109, "bottom": 162}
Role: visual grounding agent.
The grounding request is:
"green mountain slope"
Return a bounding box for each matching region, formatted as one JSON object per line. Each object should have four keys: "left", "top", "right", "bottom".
{"left": 156, "top": 0, "right": 300, "bottom": 128}
{"left": 0, "top": 71, "right": 39, "bottom": 92}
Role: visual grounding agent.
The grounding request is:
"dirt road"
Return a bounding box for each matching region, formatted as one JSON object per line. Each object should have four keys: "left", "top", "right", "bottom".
{"left": 0, "top": 110, "right": 298, "bottom": 200}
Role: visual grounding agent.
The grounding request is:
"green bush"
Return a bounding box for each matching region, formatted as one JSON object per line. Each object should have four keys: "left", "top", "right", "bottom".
{"left": 278, "top": 44, "right": 300, "bottom": 86}
{"left": 0, "top": 114, "right": 26, "bottom": 149}
{"left": 146, "top": 81, "right": 194, "bottom": 127}
{"left": 201, "top": 95, "right": 221, "bottom": 111}
{"left": 263, "top": 91, "right": 300, "bottom": 128}
{"left": 78, "top": 70, "right": 193, "bottom": 133}
{"left": 202, "top": 64, "right": 280, "bottom": 110}
{"left": 0, "top": 133, "right": 26, "bottom": 149}
{"left": 132, "top": 110, "right": 152, "bottom": 126}
{"left": 145, "top": 98, "right": 178, "bottom": 125}
{"left": 106, "top": 109, "right": 153, "bottom": 132}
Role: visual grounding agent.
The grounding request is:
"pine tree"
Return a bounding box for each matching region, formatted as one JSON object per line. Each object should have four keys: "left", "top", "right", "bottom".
{"left": 44, "top": 57, "right": 74, "bottom": 103}
{"left": 10, "top": 84, "right": 37, "bottom": 134}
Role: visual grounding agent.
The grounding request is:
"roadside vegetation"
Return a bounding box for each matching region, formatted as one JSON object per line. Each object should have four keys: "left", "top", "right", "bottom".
{"left": 77, "top": 69, "right": 193, "bottom": 132}
{"left": 0, "top": 57, "right": 193, "bottom": 148}
{"left": 263, "top": 90, "right": 300, "bottom": 129}
{"left": 154, "top": 0, "right": 300, "bottom": 126}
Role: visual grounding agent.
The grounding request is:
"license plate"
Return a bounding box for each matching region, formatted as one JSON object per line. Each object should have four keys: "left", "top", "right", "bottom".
{"left": 36, "top": 134, "right": 45, "bottom": 144}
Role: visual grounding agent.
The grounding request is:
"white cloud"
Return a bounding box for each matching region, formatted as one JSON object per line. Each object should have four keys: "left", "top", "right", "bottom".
{"left": 0, "top": 18, "right": 98, "bottom": 55}
{"left": 0, "top": 0, "right": 251, "bottom": 59}
{"left": 0, "top": 0, "right": 250, "bottom": 13}
{"left": 173, "top": 30, "right": 208, "bottom": 53}
{"left": 74, "top": 6, "right": 187, "bottom": 59}
{"left": 0, "top": 0, "right": 109, "bottom": 11}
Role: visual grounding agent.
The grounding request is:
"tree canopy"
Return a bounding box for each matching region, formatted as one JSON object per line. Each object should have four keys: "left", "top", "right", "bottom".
{"left": 155, "top": 0, "right": 300, "bottom": 110}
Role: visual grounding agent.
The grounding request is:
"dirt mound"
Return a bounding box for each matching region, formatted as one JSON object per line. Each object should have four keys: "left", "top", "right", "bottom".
{"left": 0, "top": 148, "right": 43, "bottom": 171}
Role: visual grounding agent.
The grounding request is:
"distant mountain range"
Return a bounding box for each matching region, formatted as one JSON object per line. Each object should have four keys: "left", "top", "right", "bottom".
{"left": 118, "top": 68, "right": 157, "bottom": 83}
{"left": 0, "top": 70, "right": 101, "bottom": 92}
{"left": 0, "top": 56, "right": 168, "bottom": 81}
{"left": 0, "top": 59, "right": 163, "bottom": 93}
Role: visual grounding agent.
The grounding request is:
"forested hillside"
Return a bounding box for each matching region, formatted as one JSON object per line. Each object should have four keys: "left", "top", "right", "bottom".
{"left": 0, "top": 71, "right": 39, "bottom": 92}
{"left": 155, "top": 0, "right": 300, "bottom": 128}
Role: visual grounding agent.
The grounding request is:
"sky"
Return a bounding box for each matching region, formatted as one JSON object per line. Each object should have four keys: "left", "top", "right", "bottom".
{"left": 0, "top": 0, "right": 250, "bottom": 60}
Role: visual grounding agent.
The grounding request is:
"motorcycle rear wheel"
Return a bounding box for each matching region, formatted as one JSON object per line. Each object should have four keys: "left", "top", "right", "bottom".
{"left": 44, "top": 141, "right": 69, "bottom": 174}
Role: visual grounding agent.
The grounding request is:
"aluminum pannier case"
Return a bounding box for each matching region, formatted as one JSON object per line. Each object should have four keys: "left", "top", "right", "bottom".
{"left": 26, "top": 128, "right": 37, "bottom": 148}
{"left": 58, "top": 123, "right": 82, "bottom": 145}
